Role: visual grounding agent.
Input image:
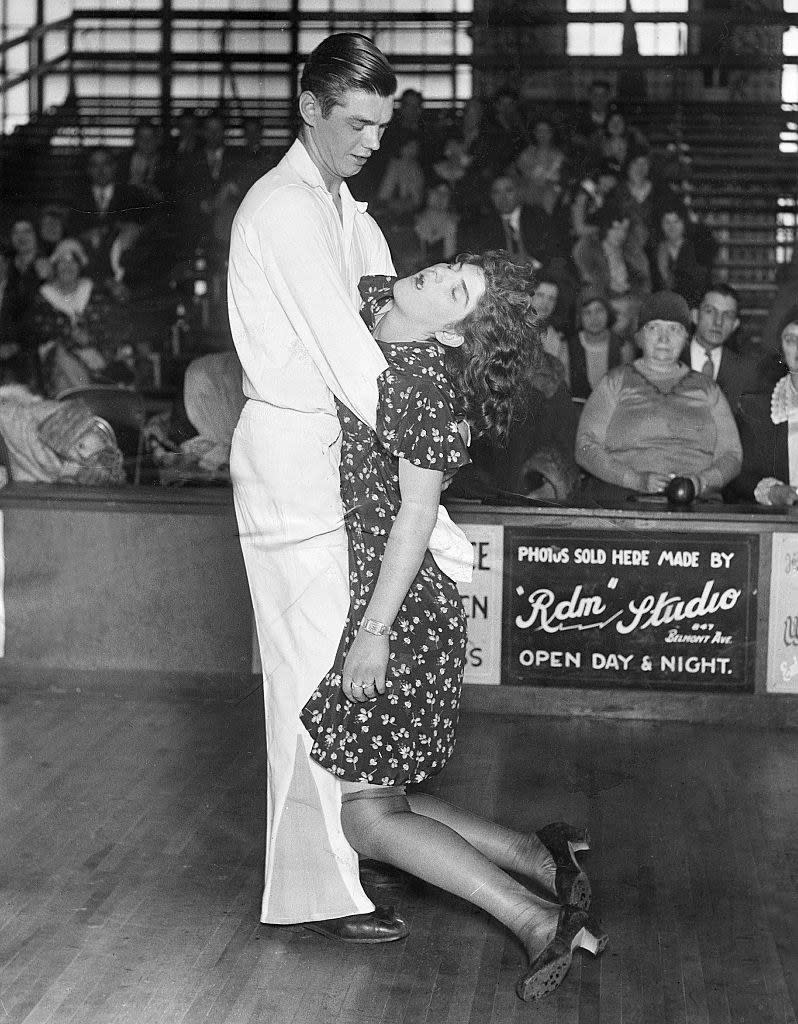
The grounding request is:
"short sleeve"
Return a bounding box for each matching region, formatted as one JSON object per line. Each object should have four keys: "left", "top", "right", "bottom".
{"left": 377, "top": 367, "right": 470, "bottom": 473}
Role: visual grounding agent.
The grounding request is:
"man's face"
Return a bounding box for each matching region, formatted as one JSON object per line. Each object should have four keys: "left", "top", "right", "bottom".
{"left": 490, "top": 176, "right": 519, "bottom": 216}
{"left": 661, "top": 211, "right": 684, "bottom": 244}
{"left": 693, "top": 291, "right": 739, "bottom": 349}
{"left": 11, "top": 221, "right": 36, "bottom": 255}
{"left": 305, "top": 89, "right": 394, "bottom": 183}
{"left": 532, "top": 282, "right": 558, "bottom": 322}
{"left": 581, "top": 299, "right": 608, "bottom": 334}
{"left": 590, "top": 85, "right": 609, "bottom": 112}
{"left": 88, "top": 151, "right": 115, "bottom": 186}
{"left": 205, "top": 117, "right": 225, "bottom": 149}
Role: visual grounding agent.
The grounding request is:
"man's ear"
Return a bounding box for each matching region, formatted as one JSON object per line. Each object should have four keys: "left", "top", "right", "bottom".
{"left": 435, "top": 329, "right": 465, "bottom": 348}
{"left": 298, "top": 91, "right": 320, "bottom": 130}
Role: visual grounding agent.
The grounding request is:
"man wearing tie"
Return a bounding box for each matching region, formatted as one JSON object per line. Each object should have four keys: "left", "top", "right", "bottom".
{"left": 687, "top": 284, "right": 758, "bottom": 413}
{"left": 457, "top": 174, "right": 568, "bottom": 268}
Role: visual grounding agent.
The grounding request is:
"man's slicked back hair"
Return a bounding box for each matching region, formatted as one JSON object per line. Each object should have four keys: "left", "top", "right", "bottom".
{"left": 300, "top": 33, "right": 396, "bottom": 118}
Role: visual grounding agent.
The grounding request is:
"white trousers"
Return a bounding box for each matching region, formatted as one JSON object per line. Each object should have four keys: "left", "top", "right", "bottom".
{"left": 230, "top": 400, "right": 375, "bottom": 924}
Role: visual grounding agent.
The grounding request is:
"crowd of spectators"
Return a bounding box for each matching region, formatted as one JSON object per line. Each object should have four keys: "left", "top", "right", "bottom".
{"left": 0, "top": 85, "right": 794, "bottom": 507}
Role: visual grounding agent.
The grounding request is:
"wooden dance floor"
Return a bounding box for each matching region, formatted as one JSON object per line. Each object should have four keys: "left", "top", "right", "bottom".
{"left": 1, "top": 688, "right": 796, "bottom": 1024}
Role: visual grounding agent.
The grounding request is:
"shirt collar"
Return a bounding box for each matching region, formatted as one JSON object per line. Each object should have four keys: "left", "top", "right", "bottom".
{"left": 690, "top": 337, "right": 721, "bottom": 371}
{"left": 285, "top": 139, "right": 369, "bottom": 213}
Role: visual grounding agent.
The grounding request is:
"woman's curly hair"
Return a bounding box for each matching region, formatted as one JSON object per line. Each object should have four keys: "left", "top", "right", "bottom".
{"left": 443, "top": 250, "right": 544, "bottom": 437}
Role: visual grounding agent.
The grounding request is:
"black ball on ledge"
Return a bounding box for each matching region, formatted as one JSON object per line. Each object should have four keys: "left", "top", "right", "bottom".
{"left": 665, "top": 476, "right": 696, "bottom": 506}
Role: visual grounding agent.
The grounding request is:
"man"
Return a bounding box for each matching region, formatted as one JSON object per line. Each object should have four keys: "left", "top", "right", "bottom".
{"left": 458, "top": 174, "right": 567, "bottom": 270}
{"left": 227, "top": 34, "right": 407, "bottom": 943}
{"left": 688, "top": 284, "right": 758, "bottom": 413}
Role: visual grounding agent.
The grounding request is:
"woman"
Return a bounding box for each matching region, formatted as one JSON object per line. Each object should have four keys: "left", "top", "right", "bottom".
{"left": 30, "top": 238, "right": 134, "bottom": 397}
{"left": 374, "top": 135, "right": 426, "bottom": 226}
{"left": 301, "top": 253, "right": 607, "bottom": 1002}
{"left": 570, "top": 159, "right": 621, "bottom": 241}
{"left": 509, "top": 117, "right": 565, "bottom": 214}
{"left": 576, "top": 290, "right": 742, "bottom": 504}
{"left": 413, "top": 181, "right": 459, "bottom": 264}
{"left": 566, "top": 284, "right": 633, "bottom": 400}
{"left": 572, "top": 200, "right": 651, "bottom": 341}
{"left": 733, "top": 308, "right": 798, "bottom": 507}
{"left": 652, "top": 198, "right": 711, "bottom": 308}
{"left": 610, "top": 146, "right": 671, "bottom": 252}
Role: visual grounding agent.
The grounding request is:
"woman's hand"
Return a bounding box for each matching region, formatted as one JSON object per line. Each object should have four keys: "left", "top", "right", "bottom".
{"left": 640, "top": 471, "right": 673, "bottom": 494}
{"left": 341, "top": 630, "right": 390, "bottom": 703}
{"left": 768, "top": 482, "right": 798, "bottom": 507}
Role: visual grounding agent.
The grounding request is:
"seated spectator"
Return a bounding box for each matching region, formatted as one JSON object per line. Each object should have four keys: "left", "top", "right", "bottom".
{"left": 190, "top": 110, "right": 243, "bottom": 255}
{"left": 586, "top": 107, "right": 644, "bottom": 171}
{"left": 686, "top": 284, "right": 763, "bottom": 413}
{"left": 652, "top": 198, "right": 711, "bottom": 307}
{"left": 609, "top": 145, "right": 670, "bottom": 252}
{"left": 29, "top": 239, "right": 134, "bottom": 397}
{"left": 238, "top": 116, "right": 274, "bottom": 191}
{"left": 566, "top": 285, "right": 634, "bottom": 400}
{"left": 431, "top": 136, "right": 471, "bottom": 191}
{"left": 447, "top": 350, "right": 579, "bottom": 503}
{"left": 373, "top": 135, "right": 426, "bottom": 227}
{"left": 0, "top": 384, "right": 125, "bottom": 486}
{"left": 480, "top": 88, "right": 527, "bottom": 179}
{"left": 37, "top": 204, "right": 69, "bottom": 258}
{"left": 147, "top": 351, "right": 245, "bottom": 485}
{"left": 414, "top": 181, "right": 459, "bottom": 264}
{"left": 531, "top": 273, "right": 570, "bottom": 381}
{"left": 121, "top": 117, "right": 171, "bottom": 204}
{"left": 5, "top": 217, "right": 52, "bottom": 323}
{"left": 570, "top": 159, "right": 621, "bottom": 241}
{"left": 572, "top": 200, "right": 651, "bottom": 341}
{"left": 69, "top": 146, "right": 152, "bottom": 284}
{"left": 573, "top": 80, "right": 613, "bottom": 151}
{"left": 730, "top": 308, "right": 798, "bottom": 507}
{"left": 0, "top": 247, "right": 40, "bottom": 389}
{"left": 459, "top": 174, "right": 568, "bottom": 270}
{"left": 508, "top": 117, "right": 565, "bottom": 214}
{"left": 575, "top": 291, "right": 742, "bottom": 505}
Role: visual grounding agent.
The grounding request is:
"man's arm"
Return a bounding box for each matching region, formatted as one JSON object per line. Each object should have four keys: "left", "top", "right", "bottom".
{"left": 246, "top": 185, "right": 389, "bottom": 429}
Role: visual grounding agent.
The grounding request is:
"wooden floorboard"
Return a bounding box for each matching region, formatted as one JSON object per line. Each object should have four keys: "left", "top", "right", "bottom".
{"left": 0, "top": 691, "right": 796, "bottom": 1024}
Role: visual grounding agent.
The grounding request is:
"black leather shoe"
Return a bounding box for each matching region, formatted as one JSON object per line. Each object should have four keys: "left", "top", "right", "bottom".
{"left": 304, "top": 905, "right": 409, "bottom": 944}
{"left": 516, "top": 907, "right": 608, "bottom": 1002}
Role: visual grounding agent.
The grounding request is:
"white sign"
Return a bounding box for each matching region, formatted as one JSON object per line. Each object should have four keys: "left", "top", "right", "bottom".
{"left": 458, "top": 523, "right": 504, "bottom": 685}
{"left": 767, "top": 532, "right": 798, "bottom": 692}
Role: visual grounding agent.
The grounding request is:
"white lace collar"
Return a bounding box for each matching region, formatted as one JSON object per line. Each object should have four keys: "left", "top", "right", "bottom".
{"left": 771, "top": 373, "right": 798, "bottom": 424}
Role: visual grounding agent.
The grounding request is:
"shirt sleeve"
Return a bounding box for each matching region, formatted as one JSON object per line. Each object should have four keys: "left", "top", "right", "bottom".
{"left": 250, "top": 186, "right": 389, "bottom": 430}
{"left": 575, "top": 370, "right": 643, "bottom": 491}
{"left": 376, "top": 369, "right": 470, "bottom": 474}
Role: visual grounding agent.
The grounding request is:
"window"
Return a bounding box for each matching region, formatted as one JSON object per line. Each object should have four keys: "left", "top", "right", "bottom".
{"left": 566, "top": 0, "right": 688, "bottom": 58}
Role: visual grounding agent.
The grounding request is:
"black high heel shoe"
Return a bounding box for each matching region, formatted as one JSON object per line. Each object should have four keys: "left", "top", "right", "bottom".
{"left": 536, "top": 822, "right": 591, "bottom": 911}
{"left": 516, "top": 906, "right": 608, "bottom": 1002}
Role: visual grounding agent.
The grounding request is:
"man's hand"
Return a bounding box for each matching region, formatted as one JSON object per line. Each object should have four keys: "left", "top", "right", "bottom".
{"left": 342, "top": 631, "right": 390, "bottom": 703}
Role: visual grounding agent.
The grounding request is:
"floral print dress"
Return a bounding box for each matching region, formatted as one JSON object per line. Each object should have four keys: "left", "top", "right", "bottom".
{"left": 300, "top": 277, "right": 470, "bottom": 786}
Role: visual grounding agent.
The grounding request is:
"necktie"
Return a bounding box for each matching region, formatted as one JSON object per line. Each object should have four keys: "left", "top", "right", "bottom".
{"left": 701, "top": 353, "right": 714, "bottom": 379}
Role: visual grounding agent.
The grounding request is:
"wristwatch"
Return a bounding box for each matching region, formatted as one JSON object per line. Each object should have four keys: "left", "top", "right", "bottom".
{"left": 362, "top": 618, "right": 389, "bottom": 637}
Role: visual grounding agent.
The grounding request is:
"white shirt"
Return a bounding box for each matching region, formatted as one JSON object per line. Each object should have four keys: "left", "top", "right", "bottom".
{"left": 92, "top": 184, "right": 114, "bottom": 212}
{"left": 227, "top": 139, "right": 393, "bottom": 429}
{"left": 690, "top": 338, "right": 721, "bottom": 378}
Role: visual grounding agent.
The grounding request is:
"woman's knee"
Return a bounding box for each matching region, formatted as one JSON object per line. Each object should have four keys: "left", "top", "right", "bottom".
{"left": 340, "top": 786, "right": 409, "bottom": 855}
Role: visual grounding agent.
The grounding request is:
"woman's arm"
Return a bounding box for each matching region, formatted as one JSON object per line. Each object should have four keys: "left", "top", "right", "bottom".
{"left": 341, "top": 459, "right": 443, "bottom": 702}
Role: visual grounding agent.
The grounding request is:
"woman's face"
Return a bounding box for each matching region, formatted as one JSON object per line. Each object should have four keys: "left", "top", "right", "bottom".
{"left": 661, "top": 211, "right": 685, "bottom": 243}
{"left": 11, "top": 220, "right": 37, "bottom": 256}
{"left": 607, "top": 113, "right": 625, "bottom": 136}
{"left": 392, "top": 261, "right": 486, "bottom": 340}
{"left": 54, "top": 252, "right": 81, "bottom": 288}
{"left": 427, "top": 183, "right": 452, "bottom": 211}
{"left": 531, "top": 282, "right": 558, "bottom": 321}
{"left": 638, "top": 320, "right": 687, "bottom": 366}
{"left": 604, "top": 218, "right": 629, "bottom": 248}
{"left": 534, "top": 121, "right": 553, "bottom": 146}
{"left": 628, "top": 154, "right": 650, "bottom": 181}
{"left": 39, "top": 213, "right": 65, "bottom": 246}
{"left": 781, "top": 322, "right": 798, "bottom": 372}
{"left": 581, "top": 299, "right": 609, "bottom": 334}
